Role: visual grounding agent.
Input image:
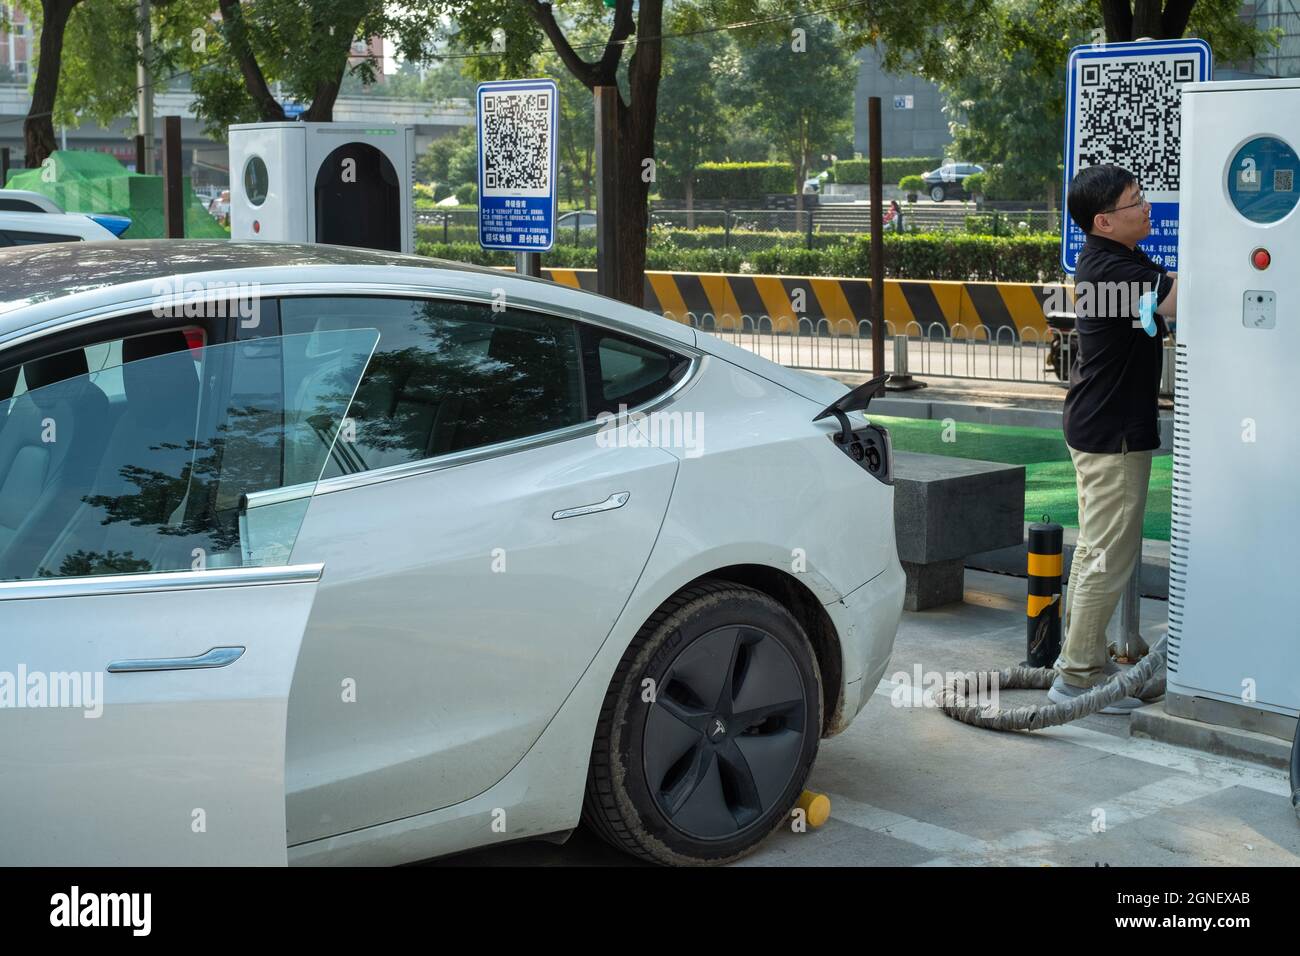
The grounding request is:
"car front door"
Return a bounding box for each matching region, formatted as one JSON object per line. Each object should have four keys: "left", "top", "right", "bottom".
{"left": 275, "top": 294, "right": 689, "bottom": 843}
{"left": 0, "top": 319, "right": 377, "bottom": 864}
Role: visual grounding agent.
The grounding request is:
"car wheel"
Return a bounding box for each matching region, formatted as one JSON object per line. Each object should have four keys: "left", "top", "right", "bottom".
{"left": 929, "top": 185, "right": 946, "bottom": 202}
{"left": 582, "top": 580, "right": 822, "bottom": 865}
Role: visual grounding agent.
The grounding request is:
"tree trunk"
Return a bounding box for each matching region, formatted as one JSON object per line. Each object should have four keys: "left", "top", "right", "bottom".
{"left": 614, "top": 92, "right": 656, "bottom": 308}
{"left": 1099, "top": 0, "right": 1192, "bottom": 42}
{"left": 609, "top": 1, "right": 663, "bottom": 309}
{"left": 25, "top": 0, "right": 82, "bottom": 168}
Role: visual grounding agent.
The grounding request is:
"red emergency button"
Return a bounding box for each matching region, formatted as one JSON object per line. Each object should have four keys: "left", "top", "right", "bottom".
{"left": 1251, "top": 247, "right": 1270, "bottom": 270}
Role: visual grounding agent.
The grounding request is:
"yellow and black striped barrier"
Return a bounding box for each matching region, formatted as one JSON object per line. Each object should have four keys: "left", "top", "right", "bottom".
{"left": 1026, "top": 521, "right": 1064, "bottom": 668}
{"left": 539, "top": 268, "right": 1069, "bottom": 340}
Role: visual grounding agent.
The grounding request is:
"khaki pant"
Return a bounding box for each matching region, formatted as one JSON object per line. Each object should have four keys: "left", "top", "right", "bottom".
{"left": 1056, "top": 439, "right": 1153, "bottom": 688}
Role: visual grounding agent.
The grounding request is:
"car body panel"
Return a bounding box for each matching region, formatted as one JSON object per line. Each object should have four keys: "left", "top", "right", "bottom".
{"left": 0, "top": 565, "right": 321, "bottom": 865}
{"left": 284, "top": 421, "right": 680, "bottom": 843}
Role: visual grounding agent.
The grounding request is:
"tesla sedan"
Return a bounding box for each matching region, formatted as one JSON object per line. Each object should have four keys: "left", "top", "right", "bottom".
{"left": 0, "top": 240, "right": 904, "bottom": 866}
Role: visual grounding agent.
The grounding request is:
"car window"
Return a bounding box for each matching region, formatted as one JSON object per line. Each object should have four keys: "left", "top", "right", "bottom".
{"left": 0, "top": 329, "right": 376, "bottom": 581}
{"left": 280, "top": 296, "right": 587, "bottom": 480}
{"left": 585, "top": 328, "right": 690, "bottom": 413}
{"left": 1, "top": 229, "right": 81, "bottom": 246}
{"left": 0, "top": 199, "right": 46, "bottom": 212}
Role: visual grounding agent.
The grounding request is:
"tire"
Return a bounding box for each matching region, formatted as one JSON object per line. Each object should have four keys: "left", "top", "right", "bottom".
{"left": 582, "top": 580, "right": 823, "bottom": 865}
{"left": 929, "top": 184, "right": 947, "bottom": 202}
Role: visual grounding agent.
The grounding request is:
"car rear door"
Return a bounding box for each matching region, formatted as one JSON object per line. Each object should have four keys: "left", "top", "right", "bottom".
{"left": 273, "top": 295, "right": 690, "bottom": 840}
{"left": 0, "top": 321, "right": 378, "bottom": 864}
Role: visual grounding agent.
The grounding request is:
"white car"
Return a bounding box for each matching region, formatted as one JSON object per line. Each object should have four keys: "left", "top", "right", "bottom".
{"left": 0, "top": 210, "right": 127, "bottom": 246}
{"left": 0, "top": 189, "right": 66, "bottom": 214}
{"left": 0, "top": 240, "right": 904, "bottom": 866}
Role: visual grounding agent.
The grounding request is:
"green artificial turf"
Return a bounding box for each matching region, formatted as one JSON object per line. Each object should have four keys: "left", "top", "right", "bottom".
{"left": 872, "top": 415, "right": 1172, "bottom": 541}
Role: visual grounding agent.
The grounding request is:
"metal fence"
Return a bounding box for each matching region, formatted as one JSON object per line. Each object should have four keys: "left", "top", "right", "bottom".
{"left": 672, "top": 311, "right": 1174, "bottom": 395}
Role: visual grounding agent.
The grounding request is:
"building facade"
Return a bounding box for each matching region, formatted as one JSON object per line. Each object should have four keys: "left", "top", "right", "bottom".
{"left": 1, "top": 4, "right": 32, "bottom": 84}
{"left": 852, "top": 44, "right": 953, "bottom": 161}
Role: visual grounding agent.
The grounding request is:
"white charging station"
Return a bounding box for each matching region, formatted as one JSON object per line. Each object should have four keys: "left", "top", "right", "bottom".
{"left": 1170, "top": 78, "right": 1300, "bottom": 737}
{"left": 228, "top": 121, "right": 415, "bottom": 253}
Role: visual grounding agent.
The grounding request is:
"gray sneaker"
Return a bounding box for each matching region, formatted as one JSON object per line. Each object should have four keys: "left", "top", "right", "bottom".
{"left": 1048, "top": 675, "right": 1145, "bottom": 715}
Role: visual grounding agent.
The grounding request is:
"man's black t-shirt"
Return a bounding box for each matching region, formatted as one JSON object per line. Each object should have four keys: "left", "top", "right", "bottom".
{"left": 1062, "top": 233, "right": 1174, "bottom": 453}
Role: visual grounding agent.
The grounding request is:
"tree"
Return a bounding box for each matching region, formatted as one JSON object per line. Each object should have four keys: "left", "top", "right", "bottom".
{"left": 178, "top": 0, "right": 441, "bottom": 136}
{"left": 415, "top": 124, "right": 477, "bottom": 197}
{"left": 19, "top": 0, "right": 85, "bottom": 167}
{"left": 52, "top": 0, "right": 209, "bottom": 131}
{"left": 427, "top": 0, "right": 666, "bottom": 307}
{"left": 656, "top": 28, "right": 727, "bottom": 214}
{"left": 940, "top": 0, "right": 1277, "bottom": 202}
{"left": 730, "top": 18, "right": 856, "bottom": 208}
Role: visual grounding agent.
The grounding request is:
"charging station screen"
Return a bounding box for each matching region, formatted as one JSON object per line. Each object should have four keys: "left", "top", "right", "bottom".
{"left": 1227, "top": 136, "right": 1299, "bottom": 224}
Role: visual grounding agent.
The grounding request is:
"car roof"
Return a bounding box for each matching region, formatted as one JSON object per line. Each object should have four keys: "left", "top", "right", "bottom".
{"left": 0, "top": 238, "right": 499, "bottom": 314}
{"left": 0, "top": 239, "right": 699, "bottom": 353}
{"left": 0, "top": 189, "right": 64, "bottom": 213}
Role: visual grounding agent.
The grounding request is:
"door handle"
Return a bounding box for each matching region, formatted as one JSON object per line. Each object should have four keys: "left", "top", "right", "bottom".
{"left": 552, "top": 491, "right": 631, "bottom": 521}
{"left": 107, "top": 646, "right": 246, "bottom": 673}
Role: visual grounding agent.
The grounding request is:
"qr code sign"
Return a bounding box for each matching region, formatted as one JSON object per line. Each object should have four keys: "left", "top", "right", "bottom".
{"left": 481, "top": 91, "right": 552, "bottom": 195}
{"left": 1074, "top": 56, "right": 1198, "bottom": 192}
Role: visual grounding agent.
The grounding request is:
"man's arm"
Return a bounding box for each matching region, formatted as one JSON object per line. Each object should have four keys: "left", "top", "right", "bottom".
{"left": 1156, "top": 274, "right": 1177, "bottom": 318}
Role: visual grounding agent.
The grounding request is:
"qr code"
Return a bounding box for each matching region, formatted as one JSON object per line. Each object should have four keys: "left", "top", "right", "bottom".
{"left": 1275, "top": 168, "right": 1295, "bottom": 192}
{"left": 481, "top": 91, "right": 551, "bottom": 194}
{"left": 1075, "top": 57, "right": 1197, "bottom": 191}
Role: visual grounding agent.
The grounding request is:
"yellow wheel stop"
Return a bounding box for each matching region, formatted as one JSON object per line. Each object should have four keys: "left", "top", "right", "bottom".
{"left": 796, "top": 790, "right": 830, "bottom": 828}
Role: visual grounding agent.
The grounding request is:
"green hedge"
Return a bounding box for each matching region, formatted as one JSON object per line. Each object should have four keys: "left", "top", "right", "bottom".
{"left": 834, "top": 156, "right": 941, "bottom": 185}
{"left": 691, "top": 161, "right": 796, "bottom": 199}
{"left": 418, "top": 233, "right": 1063, "bottom": 283}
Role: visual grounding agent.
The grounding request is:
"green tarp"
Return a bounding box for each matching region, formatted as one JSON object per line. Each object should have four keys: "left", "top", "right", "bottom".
{"left": 3, "top": 150, "right": 228, "bottom": 239}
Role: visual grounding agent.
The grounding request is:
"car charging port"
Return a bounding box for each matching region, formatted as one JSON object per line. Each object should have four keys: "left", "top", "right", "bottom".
{"left": 832, "top": 422, "right": 893, "bottom": 484}
{"left": 813, "top": 373, "right": 893, "bottom": 485}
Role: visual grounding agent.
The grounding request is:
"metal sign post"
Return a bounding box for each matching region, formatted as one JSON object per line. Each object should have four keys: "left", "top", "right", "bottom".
{"left": 1061, "top": 38, "right": 1212, "bottom": 274}
{"left": 476, "top": 78, "right": 559, "bottom": 273}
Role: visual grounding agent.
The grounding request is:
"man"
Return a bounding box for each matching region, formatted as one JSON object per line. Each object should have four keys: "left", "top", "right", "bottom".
{"left": 1049, "top": 164, "right": 1177, "bottom": 715}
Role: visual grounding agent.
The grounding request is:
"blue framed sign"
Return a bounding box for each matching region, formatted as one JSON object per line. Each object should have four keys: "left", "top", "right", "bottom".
{"left": 476, "top": 78, "right": 559, "bottom": 252}
{"left": 1061, "top": 38, "right": 1212, "bottom": 273}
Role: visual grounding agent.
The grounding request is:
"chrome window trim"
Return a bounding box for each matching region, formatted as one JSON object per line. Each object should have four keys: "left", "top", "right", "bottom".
{"left": 0, "top": 563, "right": 324, "bottom": 602}
{"left": 243, "top": 481, "right": 316, "bottom": 510}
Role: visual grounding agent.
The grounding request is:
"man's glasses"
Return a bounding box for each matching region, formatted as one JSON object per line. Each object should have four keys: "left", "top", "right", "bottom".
{"left": 1104, "top": 190, "right": 1149, "bottom": 214}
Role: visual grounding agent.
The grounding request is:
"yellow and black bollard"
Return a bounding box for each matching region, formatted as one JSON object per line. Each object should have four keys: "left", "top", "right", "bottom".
{"left": 1026, "top": 520, "right": 1064, "bottom": 668}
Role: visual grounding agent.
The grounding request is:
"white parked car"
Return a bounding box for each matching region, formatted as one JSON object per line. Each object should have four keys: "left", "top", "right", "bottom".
{"left": 0, "top": 210, "right": 129, "bottom": 246}
{"left": 0, "top": 189, "right": 66, "bottom": 214}
{"left": 0, "top": 240, "right": 904, "bottom": 866}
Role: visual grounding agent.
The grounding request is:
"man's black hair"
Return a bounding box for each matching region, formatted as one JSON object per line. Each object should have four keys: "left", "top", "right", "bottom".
{"left": 1067, "top": 164, "right": 1137, "bottom": 234}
